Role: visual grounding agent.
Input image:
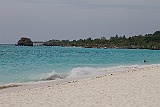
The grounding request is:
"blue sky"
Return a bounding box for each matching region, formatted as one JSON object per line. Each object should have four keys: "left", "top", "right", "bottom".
{"left": 0, "top": 0, "right": 160, "bottom": 43}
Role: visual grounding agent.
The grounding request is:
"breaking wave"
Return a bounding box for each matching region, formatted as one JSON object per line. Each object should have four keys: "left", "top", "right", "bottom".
{"left": 41, "top": 70, "right": 69, "bottom": 81}
{"left": 41, "top": 64, "right": 160, "bottom": 81}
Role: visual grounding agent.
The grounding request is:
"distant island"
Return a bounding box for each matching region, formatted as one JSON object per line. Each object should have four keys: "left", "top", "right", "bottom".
{"left": 16, "top": 37, "right": 33, "bottom": 46}
{"left": 16, "top": 31, "right": 160, "bottom": 50}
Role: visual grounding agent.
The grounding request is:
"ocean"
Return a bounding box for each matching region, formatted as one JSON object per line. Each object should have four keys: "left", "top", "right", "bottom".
{"left": 0, "top": 44, "right": 160, "bottom": 85}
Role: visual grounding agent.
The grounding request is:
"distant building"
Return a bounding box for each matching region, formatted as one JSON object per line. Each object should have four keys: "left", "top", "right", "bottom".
{"left": 33, "top": 41, "right": 45, "bottom": 46}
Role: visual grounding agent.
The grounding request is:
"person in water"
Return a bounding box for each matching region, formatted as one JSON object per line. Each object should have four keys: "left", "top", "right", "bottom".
{"left": 144, "top": 60, "right": 147, "bottom": 63}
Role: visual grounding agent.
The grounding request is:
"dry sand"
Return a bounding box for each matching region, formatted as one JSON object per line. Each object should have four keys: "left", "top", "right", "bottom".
{"left": 0, "top": 65, "right": 160, "bottom": 107}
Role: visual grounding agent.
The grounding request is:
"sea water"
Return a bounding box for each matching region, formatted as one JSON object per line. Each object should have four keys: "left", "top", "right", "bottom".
{"left": 0, "top": 44, "right": 160, "bottom": 85}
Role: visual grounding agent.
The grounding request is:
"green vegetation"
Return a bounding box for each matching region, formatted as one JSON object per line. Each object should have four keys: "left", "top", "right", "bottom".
{"left": 44, "top": 31, "right": 160, "bottom": 50}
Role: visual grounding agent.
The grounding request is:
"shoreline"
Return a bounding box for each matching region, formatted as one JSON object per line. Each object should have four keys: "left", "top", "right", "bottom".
{"left": 1, "top": 44, "right": 160, "bottom": 51}
{"left": 0, "top": 64, "right": 159, "bottom": 94}
{"left": 0, "top": 64, "right": 160, "bottom": 106}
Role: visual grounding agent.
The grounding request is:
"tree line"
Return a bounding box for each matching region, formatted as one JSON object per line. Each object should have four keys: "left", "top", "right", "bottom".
{"left": 44, "top": 31, "right": 160, "bottom": 50}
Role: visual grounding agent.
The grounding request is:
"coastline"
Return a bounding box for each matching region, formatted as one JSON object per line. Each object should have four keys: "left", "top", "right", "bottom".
{"left": 0, "top": 64, "right": 160, "bottom": 107}
{"left": 0, "top": 64, "right": 157, "bottom": 93}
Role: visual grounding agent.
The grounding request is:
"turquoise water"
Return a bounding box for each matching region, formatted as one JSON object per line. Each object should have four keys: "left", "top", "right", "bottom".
{"left": 0, "top": 44, "right": 160, "bottom": 85}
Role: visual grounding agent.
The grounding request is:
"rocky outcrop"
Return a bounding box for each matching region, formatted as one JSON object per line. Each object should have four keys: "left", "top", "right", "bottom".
{"left": 17, "top": 37, "right": 33, "bottom": 46}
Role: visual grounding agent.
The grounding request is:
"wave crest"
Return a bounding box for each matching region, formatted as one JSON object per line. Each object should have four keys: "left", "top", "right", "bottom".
{"left": 41, "top": 64, "right": 160, "bottom": 81}
{"left": 41, "top": 71, "right": 68, "bottom": 81}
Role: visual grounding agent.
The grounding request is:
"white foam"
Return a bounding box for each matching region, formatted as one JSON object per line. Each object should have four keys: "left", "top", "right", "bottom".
{"left": 25, "top": 64, "right": 160, "bottom": 82}
{"left": 40, "top": 70, "right": 68, "bottom": 81}
{"left": 68, "top": 67, "right": 104, "bottom": 77}
{"left": 67, "top": 64, "right": 160, "bottom": 78}
{"left": 1, "top": 64, "right": 160, "bottom": 88}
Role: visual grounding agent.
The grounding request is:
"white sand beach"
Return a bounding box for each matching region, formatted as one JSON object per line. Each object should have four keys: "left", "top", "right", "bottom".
{"left": 0, "top": 65, "right": 160, "bottom": 107}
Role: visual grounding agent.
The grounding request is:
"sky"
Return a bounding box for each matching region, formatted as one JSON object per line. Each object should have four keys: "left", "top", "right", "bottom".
{"left": 0, "top": 0, "right": 160, "bottom": 44}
